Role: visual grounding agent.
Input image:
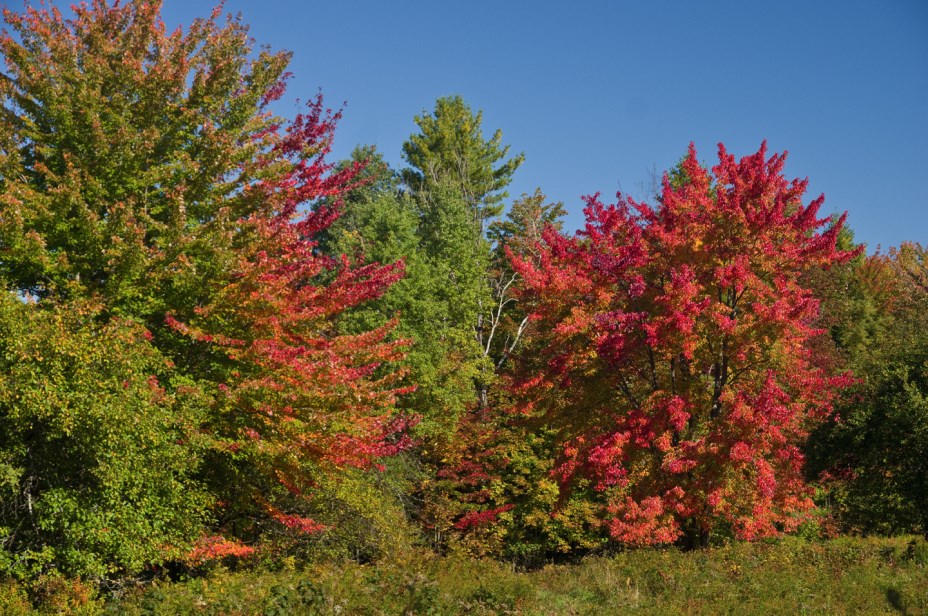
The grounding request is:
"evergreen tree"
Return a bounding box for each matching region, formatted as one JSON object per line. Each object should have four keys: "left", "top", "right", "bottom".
{"left": 326, "top": 152, "right": 490, "bottom": 436}
{"left": 402, "top": 95, "right": 523, "bottom": 235}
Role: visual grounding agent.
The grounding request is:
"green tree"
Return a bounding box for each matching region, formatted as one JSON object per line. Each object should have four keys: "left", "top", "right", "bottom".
{"left": 809, "top": 243, "right": 928, "bottom": 536}
{"left": 321, "top": 147, "right": 418, "bottom": 270}
{"left": 402, "top": 95, "right": 524, "bottom": 235}
{"left": 327, "top": 155, "right": 490, "bottom": 437}
{"left": 0, "top": 0, "right": 293, "bottom": 326}
{"left": 805, "top": 226, "right": 887, "bottom": 365}
{"left": 324, "top": 150, "right": 498, "bottom": 552}
{"left": 0, "top": 0, "right": 289, "bottom": 579}
{"left": 0, "top": 297, "right": 210, "bottom": 580}
{"left": 402, "top": 96, "right": 532, "bottom": 410}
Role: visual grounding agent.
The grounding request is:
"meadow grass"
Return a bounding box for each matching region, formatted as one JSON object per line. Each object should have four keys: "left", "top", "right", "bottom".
{"left": 6, "top": 536, "right": 925, "bottom": 615}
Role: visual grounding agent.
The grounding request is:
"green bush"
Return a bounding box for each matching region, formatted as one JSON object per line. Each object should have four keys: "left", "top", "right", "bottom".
{"left": 0, "top": 297, "right": 210, "bottom": 581}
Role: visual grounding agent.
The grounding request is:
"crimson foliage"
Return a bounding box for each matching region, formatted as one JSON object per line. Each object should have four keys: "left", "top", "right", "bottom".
{"left": 509, "top": 143, "right": 858, "bottom": 546}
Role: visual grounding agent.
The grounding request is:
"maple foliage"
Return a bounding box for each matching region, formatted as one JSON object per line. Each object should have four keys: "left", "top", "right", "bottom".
{"left": 170, "top": 198, "right": 413, "bottom": 509}
{"left": 0, "top": 0, "right": 293, "bottom": 318}
{"left": 1, "top": 0, "right": 923, "bottom": 590}
{"left": 186, "top": 536, "right": 256, "bottom": 566}
{"left": 0, "top": 0, "right": 414, "bottom": 566}
{"left": 509, "top": 142, "right": 859, "bottom": 546}
{"left": 165, "top": 82, "right": 414, "bottom": 542}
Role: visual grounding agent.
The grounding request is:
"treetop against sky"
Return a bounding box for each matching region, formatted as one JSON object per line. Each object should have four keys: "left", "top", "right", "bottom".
{"left": 7, "top": 0, "right": 926, "bottom": 248}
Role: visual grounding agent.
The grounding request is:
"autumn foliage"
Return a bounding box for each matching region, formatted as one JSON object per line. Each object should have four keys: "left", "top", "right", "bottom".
{"left": 509, "top": 143, "right": 859, "bottom": 546}
{"left": 167, "top": 100, "right": 414, "bottom": 538}
{"left": 0, "top": 0, "right": 411, "bottom": 576}
{"left": 0, "top": 0, "right": 923, "bottom": 593}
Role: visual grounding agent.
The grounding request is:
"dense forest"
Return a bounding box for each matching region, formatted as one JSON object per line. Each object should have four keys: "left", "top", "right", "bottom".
{"left": 0, "top": 1, "right": 925, "bottom": 612}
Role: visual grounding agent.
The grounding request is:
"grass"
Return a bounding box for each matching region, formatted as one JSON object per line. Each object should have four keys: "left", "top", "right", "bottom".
{"left": 7, "top": 536, "right": 927, "bottom": 614}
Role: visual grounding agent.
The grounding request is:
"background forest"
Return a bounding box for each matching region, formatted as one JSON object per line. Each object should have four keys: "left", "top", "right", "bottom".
{"left": 0, "top": 1, "right": 925, "bottom": 613}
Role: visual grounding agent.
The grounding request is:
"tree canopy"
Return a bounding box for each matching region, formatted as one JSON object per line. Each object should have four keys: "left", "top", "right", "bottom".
{"left": 509, "top": 143, "right": 858, "bottom": 546}
{"left": 0, "top": 0, "right": 922, "bottom": 594}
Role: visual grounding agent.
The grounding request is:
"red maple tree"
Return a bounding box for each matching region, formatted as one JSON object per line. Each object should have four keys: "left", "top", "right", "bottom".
{"left": 509, "top": 142, "right": 858, "bottom": 546}
{"left": 169, "top": 96, "right": 414, "bottom": 542}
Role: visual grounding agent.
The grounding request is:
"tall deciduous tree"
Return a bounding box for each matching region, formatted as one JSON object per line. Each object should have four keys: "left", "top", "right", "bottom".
{"left": 481, "top": 191, "right": 567, "bottom": 384}
{"left": 0, "top": 0, "right": 411, "bottom": 573}
{"left": 510, "top": 142, "right": 858, "bottom": 547}
{"left": 0, "top": 0, "right": 295, "bottom": 324}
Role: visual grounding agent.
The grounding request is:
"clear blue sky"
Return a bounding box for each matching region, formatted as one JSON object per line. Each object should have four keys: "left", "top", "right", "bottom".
{"left": 21, "top": 1, "right": 928, "bottom": 248}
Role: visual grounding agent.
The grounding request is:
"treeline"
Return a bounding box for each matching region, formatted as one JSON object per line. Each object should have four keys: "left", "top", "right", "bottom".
{"left": 0, "top": 0, "right": 924, "bottom": 590}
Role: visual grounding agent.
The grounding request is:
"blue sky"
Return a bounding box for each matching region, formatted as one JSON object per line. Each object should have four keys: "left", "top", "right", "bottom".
{"left": 20, "top": 1, "right": 928, "bottom": 248}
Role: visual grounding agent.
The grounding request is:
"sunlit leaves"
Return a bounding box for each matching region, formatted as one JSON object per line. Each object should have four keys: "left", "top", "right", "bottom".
{"left": 509, "top": 142, "right": 858, "bottom": 546}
